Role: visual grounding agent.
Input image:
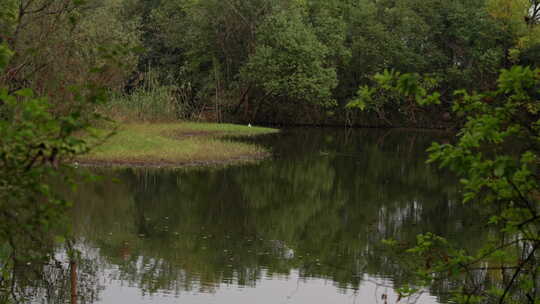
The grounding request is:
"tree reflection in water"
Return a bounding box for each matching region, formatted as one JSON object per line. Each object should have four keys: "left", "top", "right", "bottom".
{"left": 18, "top": 128, "right": 487, "bottom": 304}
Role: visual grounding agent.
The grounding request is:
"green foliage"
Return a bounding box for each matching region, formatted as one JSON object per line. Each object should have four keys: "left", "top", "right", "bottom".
{"left": 0, "top": 42, "right": 110, "bottom": 302}
{"left": 242, "top": 9, "right": 338, "bottom": 107}
{"left": 119, "top": 0, "right": 537, "bottom": 125}
{"left": 487, "top": 0, "right": 540, "bottom": 53}
{"left": 149, "top": 0, "right": 345, "bottom": 120}
{"left": 2, "top": 0, "right": 140, "bottom": 99}
{"left": 343, "top": 0, "right": 506, "bottom": 93}
{"left": 347, "top": 69, "right": 441, "bottom": 125}
{"left": 64, "top": 0, "right": 540, "bottom": 126}
{"left": 376, "top": 66, "right": 540, "bottom": 303}
{"left": 0, "top": 0, "right": 17, "bottom": 33}
{"left": 0, "top": 44, "right": 13, "bottom": 73}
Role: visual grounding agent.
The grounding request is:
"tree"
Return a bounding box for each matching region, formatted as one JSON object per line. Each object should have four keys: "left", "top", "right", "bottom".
{"left": 130, "top": 0, "right": 523, "bottom": 126}
{"left": 341, "top": 0, "right": 509, "bottom": 127}
{"left": 0, "top": 37, "right": 116, "bottom": 303}
{"left": 351, "top": 65, "right": 540, "bottom": 303}
{"left": 241, "top": 8, "right": 338, "bottom": 109}
{"left": 1, "top": 0, "right": 140, "bottom": 103}
{"left": 149, "top": 0, "right": 279, "bottom": 118}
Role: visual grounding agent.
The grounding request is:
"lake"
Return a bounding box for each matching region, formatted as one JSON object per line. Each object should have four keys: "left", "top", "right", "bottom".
{"left": 30, "top": 128, "right": 485, "bottom": 304}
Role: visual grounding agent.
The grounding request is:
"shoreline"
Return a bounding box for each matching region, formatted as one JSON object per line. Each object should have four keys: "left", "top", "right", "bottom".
{"left": 76, "top": 151, "right": 271, "bottom": 169}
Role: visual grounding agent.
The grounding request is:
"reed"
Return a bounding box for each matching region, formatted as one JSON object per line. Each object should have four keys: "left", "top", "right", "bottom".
{"left": 79, "top": 123, "right": 278, "bottom": 167}
{"left": 101, "top": 69, "right": 183, "bottom": 122}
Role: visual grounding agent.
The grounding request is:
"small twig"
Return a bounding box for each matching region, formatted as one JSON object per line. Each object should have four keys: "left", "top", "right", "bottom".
{"left": 507, "top": 178, "right": 535, "bottom": 213}
{"left": 498, "top": 243, "right": 539, "bottom": 304}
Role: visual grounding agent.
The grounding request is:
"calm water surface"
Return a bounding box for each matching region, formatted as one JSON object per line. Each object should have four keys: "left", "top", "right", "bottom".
{"left": 45, "top": 128, "right": 486, "bottom": 303}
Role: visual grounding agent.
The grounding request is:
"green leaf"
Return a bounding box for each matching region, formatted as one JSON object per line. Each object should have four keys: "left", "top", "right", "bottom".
{"left": 494, "top": 164, "right": 505, "bottom": 177}
{"left": 15, "top": 88, "right": 34, "bottom": 98}
{"left": 0, "top": 43, "right": 14, "bottom": 72}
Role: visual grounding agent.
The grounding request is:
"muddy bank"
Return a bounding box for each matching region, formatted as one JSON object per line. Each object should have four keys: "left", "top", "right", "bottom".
{"left": 76, "top": 152, "right": 271, "bottom": 169}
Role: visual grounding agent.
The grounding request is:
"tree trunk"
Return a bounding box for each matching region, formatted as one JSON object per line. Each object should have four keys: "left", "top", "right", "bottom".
{"left": 70, "top": 260, "right": 77, "bottom": 304}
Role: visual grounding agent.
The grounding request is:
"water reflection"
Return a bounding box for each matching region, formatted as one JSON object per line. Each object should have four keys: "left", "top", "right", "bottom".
{"left": 52, "top": 129, "right": 484, "bottom": 303}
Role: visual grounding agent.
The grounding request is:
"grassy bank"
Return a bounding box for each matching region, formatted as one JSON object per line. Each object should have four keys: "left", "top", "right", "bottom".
{"left": 79, "top": 123, "right": 278, "bottom": 167}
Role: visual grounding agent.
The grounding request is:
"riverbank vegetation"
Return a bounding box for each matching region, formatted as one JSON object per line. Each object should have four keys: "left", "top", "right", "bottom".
{"left": 4, "top": 0, "right": 539, "bottom": 128}
{"left": 101, "top": 0, "right": 540, "bottom": 128}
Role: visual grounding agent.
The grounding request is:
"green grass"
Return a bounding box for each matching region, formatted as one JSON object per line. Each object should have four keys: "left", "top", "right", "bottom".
{"left": 163, "top": 122, "right": 278, "bottom": 135}
{"left": 79, "top": 123, "right": 278, "bottom": 167}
